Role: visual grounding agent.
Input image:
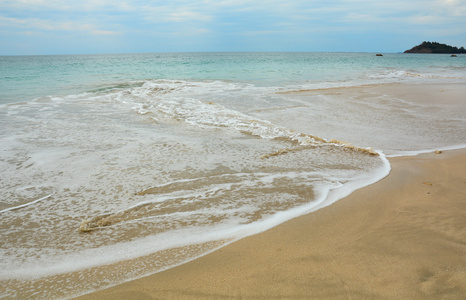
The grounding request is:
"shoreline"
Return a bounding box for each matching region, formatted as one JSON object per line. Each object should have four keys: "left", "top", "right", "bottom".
{"left": 76, "top": 148, "right": 466, "bottom": 299}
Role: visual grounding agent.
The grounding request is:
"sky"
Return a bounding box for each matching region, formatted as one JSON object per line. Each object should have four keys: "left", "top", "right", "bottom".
{"left": 1, "top": 0, "right": 465, "bottom": 55}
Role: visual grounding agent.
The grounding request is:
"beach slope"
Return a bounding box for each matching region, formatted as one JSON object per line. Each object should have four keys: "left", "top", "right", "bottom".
{"left": 76, "top": 149, "right": 466, "bottom": 299}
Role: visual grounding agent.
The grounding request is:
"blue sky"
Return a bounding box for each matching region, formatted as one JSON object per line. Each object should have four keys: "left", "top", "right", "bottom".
{"left": 1, "top": 0, "right": 465, "bottom": 55}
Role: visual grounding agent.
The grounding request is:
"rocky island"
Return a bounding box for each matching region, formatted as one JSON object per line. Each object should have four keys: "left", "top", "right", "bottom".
{"left": 404, "top": 41, "right": 466, "bottom": 54}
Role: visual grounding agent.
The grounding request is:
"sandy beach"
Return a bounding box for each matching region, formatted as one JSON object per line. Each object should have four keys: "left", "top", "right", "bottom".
{"left": 76, "top": 148, "right": 466, "bottom": 299}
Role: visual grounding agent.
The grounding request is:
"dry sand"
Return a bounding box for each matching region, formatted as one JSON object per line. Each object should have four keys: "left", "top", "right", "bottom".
{"left": 76, "top": 148, "right": 466, "bottom": 299}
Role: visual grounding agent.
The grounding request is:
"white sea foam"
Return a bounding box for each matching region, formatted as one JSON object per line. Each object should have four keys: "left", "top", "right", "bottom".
{"left": 0, "top": 98, "right": 386, "bottom": 285}
{"left": 2, "top": 161, "right": 390, "bottom": 281}
{"left": 386, "top": 144, "right": 466, "bottom": 157}
{"left": 0, "top": 193, "right": 55, "bottom": 214}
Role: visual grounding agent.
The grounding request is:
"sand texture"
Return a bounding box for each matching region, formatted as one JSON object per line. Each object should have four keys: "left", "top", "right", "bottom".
{"left": 76, "top": 149, "right": 466, "bottom": 299}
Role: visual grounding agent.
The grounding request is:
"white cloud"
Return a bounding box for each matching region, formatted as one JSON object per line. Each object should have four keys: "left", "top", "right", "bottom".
{"left": 1, "top": 0, "right": 465, "bottom": 54}
{"left": 408, "top": 15, "right": 446, "bottom": 25}
{"left": 0, "top": 16, "right": 119, "bottom": 35}
{"left": 0, "top": 1, "right": 451, "bottom": 31}
{"left": 1, "top": 0, "right": 462, "bottom": 27}
{"left": 151, "top": 9, "right": 212, "bottom": 23}
{"left": 91, "top": 30, "right": 119, "bottom": 35}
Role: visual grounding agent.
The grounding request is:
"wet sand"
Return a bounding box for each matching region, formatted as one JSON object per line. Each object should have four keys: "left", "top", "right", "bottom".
{"left": 76, "top": 148, "right": 466, "bottom": 299}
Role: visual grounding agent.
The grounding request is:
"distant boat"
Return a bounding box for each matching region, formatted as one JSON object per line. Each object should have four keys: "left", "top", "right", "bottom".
{"left": 376, "top": 54, "right": 383, "bottom": 56}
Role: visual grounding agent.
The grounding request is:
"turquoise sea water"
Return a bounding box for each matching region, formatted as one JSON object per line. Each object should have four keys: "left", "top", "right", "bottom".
{"left": 2, "top": 52, "right": 466, "bottom": 104}
{"left": 1, "top": 52, "right": 465, "bottom": 298}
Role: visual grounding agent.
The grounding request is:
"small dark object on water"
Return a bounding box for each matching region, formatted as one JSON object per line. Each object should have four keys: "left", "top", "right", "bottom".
{"left": 376, "top": 54, "right": 383, "bottom": 56}
{"left": 451, "top": 54, "right": 457, "bottom": 57}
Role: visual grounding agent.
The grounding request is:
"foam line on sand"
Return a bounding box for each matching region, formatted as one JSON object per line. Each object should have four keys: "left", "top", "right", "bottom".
{"left": 76, "top": 149, "right": 466, "bottom": 299}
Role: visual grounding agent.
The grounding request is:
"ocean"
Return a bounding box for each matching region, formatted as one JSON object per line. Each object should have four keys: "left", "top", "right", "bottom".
{"left": 1, "top": 52, "right": 465, "bottom": 299}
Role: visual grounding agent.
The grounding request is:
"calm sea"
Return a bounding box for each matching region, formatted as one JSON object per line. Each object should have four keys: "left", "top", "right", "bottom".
{"left": 1, "top": 52, "right": 465, "bottom": 298}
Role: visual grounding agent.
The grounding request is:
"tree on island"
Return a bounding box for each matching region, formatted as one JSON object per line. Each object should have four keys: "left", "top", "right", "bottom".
{"left": 404, "top": 41, "right": 466, "bottom": 54}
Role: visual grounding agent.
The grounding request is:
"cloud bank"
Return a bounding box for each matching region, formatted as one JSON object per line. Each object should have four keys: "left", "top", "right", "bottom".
{"left": 1, "top": 0, "right": 465, "bottom": 54}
